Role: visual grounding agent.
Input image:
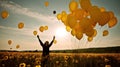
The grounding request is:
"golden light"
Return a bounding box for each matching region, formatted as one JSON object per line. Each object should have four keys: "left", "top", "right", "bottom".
{"left": 55, "top": 27, "right": 67, "bottom": 37}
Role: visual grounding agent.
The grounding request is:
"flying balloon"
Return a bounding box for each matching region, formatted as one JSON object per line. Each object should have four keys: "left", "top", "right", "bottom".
{"left": 18, "top": 22, "right": 24, "bottom": 29}
{"left": 39, "top": 26, "right": 44, "bottom": 32}
{"left": 44, "top": 26, "right": 48, "bottom": 30}
{"left": 16, "top": 45, "right": 20, "bottom": 49}
{"left": 54, "top": 40, "right": 57, "bottom": 44}
{"left": 8, "top": 40, "right": 12, "bottom": 45}
{"left": 44, "top": 1, "right": 49, "bottom": 7}
{"left": 103, "top": 30, "right": 109, "bottom": 36}
{"left": 53, "top": 10, "right": 56, "bottom": 14}
{"left": 33, "top": 30, "right": 37, "bottom": 36}
{"left": 1, "top": 10, "right": 9, "bottom": 19}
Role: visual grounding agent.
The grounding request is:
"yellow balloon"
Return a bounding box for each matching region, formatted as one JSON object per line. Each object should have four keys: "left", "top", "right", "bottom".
{"left": 8, "top": 40, "right": 12, "bottom": 45}
{"left": 108, "top": 11, "right": 114, "bottom": 19}
{"left": 54, "top": 40, "right": 57, "bottom": 44}
{"left": 87, "top": 37, "right": 93, "bottom": 42}
{"left": 1, "top": 10, "right": 9, "bottom": 19}
{"left": 16, "top": 45, "right": 20, "bottom": 49}
{"left": 100, "top": 7, "right": 106, "bottom": 12}
{"left": 79, "top": 0, "right": 92, "bottom": 11}
{"left": 103, "top": 30, "right": 109, "bottom": 36}
{"left": 33, "top": 30, "right": 37, "bottom": 36}
{"left": 57, "top": 14, "right": 62, "bottom": 20}
{"left": 18, "top": 22, "right": 24, "bottom": 29}
{"left": 61, "top": 11, "right": 67, "bottom": 16}
{"left": 44, "top": 26, "right": 48, "bottom": 30}
{"left": 39, "top": 26, "right": 44, "bottom": 32}
{"left": 74, "top": 9, "right": 85, "bottom": 20}
{"left": 66, "top": 26, "right": 71, "bottom": 32}
{"left": 69, "top": 0, "right": 78, "bottom": 12}
{"left": 75, "top": 32, "right": 83, "bottom": 40}
{"left": 89, "top": 6, "right": 101, "bottom": 23}
{"left": 71, "top": 29, "right": 76, "bottom": 36}
{"left": 85, "top": 27, "right": 94, "bottom": 37}
{"left": 44, "top": 1, "right": 49, "bottom": 7}
{"left": 61, "top": 14, "right": 67, "bottom": 23}
{"left": 92, "top": 29, "right": 97, "bottom": 37}
{"left": 67, "top": 14, "right": 77, "bottom": 28}
{"left": 108, "top": 17, "right": 117, "bottom": 28}
{"left": 98, "top": 12, "right": 110, "bottom": 26}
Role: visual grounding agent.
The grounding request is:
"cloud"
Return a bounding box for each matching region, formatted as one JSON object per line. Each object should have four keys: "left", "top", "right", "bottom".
{"left": 0, "top": 25, "right": 33, "bottom": 36}
{"left": 0, "top": 0, "right": 57, "bottom": 23}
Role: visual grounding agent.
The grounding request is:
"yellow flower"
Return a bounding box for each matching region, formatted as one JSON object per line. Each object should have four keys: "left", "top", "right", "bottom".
{"left": 19, "top": 63, "right": 26, "bottom": 67}
{"left": 35, "top": 65, "right": 41, "bottom": 67}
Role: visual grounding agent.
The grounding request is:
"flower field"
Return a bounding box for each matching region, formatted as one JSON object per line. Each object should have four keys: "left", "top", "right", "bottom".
{"left": 0, "top": 52, "right": 120, "bottom": 67}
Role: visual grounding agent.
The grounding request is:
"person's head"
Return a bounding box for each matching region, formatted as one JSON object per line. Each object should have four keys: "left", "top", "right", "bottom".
{"left": 44, "top": 41, "right": 49, "bottom": 46}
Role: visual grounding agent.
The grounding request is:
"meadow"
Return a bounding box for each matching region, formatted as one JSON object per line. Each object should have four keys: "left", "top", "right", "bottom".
{"left": 0, "top": 52, "right": 120, "bottom": 67}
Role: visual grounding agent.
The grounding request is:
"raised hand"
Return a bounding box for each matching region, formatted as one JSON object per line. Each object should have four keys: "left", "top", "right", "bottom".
{"left": 53, "top": 36, "right": 55, "bottom": 40}
{"left": 37, "top": 35, "right": 39, "bottom": 38}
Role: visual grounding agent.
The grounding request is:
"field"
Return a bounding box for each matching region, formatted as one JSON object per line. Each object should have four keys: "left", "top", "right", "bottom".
{"left": 0, "top": 52, "right": 120, "bottom": 67}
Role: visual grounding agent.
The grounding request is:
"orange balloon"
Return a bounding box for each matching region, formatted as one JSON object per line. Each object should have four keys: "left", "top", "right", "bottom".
{"left": 57, "top": 13, "right": 62, "bottom": 20}
{"left": 44, "top": 26, "right": 48, "bottom": 30}
{"left": 44, "top": 1, "right": 49, "bottom": 7}
{"left": 74, "top": 9, "right": 85, "bottom": 20}
{"left": 18, "top": 22, "right": 24, "bottom": 29}
{"left": 8, "top": 40, "right": 12, "bottom": 45}
{"left": 54, "top": 40, "right": 57, "bottom": 44}
{"left": 88, "top": 37, "right": 93, "bottom": 42}
{"left": 71, "top": 29, "right": 76, "bottom": 36}
{"left": 39, "top": 26, "right": 44, "bottom": 32}
{"left": 66, "top": 26, "right": 71, "bottom": 32}
{"left": 98, "top": 12, "right": 110, "bottom": 26}
{"left": 1, "top": 10, "right": 9, "bottom": 19}
{"left": 92, "top": 29, "right": 97, "bottom": 37}
{"left": 108, "top": 17, "right": 117, "bottom": 28}
{"left": 108, "top": 11, "right": 114, "bottom": 19}
{"left": 85, "top": 28, "right": 94, "bottom": 37}
{"left": 69, "top": 0, "right": 78, "bottom": 12}
{"left": 80, "top": 0, "right": 92, "bottom": 11}
{"left": 61, "top": 14, "right": 67, "bottom": 23}
{"left": 33, "top": 30, "right": 37, "bottom": 36}
{"left": 75, "top": 32, "right": 83, "bottom": 40}
{"left": 16, "top": 45, "right": 20, "bottom": 49}
{"left": 89, "top": 6, "right": 101, "bottom": 23}
{"left": 67, "top": 14, "right": 77, "bottom": 28}
{"left": 61, "top": 11, "right": 67, "bottom": 16}
{"left": 100, "top": 7, "right": 106, "bottom": 12}
{"left": 103, "top": 30, "right": 109, "bottom": 36}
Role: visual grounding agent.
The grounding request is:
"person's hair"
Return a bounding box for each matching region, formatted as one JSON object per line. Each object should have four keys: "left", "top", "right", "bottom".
{"left": 44, "top": 41, "right": 49, "bottom": 45}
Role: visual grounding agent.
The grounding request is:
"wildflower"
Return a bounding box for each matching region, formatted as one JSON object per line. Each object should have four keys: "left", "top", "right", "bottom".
{"left": 35, "top": 65, "right": 41, "bottom": 67}
{"left": 19, "top": 63, "right": 26, "bottom": 67}
{"left": 105, "top": 65, "right": 111, "bottom": 67}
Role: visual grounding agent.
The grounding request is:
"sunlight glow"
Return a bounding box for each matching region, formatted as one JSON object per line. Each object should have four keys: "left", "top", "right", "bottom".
{"left": 55, "top": 27, "right": 67, "bottom": 38}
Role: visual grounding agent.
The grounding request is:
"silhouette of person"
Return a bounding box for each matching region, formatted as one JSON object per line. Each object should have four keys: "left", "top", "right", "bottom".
{"left": 37, "top": 35, "right": 55, "bottom": 67}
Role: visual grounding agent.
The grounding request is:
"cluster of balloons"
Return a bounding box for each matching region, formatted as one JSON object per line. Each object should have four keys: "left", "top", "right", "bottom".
{"left": 56, "top": 0, "right": 117, "bottom": 42}
{"left": 33, "top": 25, "right": 48, "bottom": 36}
{"left": 39, "top": 26, "right": 48, "bottom": 32}
{"left": 8, "top": 40, "right": 20, "bottom": 49}
{"left": 1, "top": 10, "right": 9, "bottom": 19}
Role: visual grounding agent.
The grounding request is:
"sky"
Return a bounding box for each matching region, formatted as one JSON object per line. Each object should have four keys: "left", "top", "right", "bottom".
{"left": 0, "top": 0, "right": 120, "bottom": 51}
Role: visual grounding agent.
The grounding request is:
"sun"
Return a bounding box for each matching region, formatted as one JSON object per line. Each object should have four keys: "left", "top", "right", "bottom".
{"left": 55, "top": 27, "right": 67, "bottom": 37}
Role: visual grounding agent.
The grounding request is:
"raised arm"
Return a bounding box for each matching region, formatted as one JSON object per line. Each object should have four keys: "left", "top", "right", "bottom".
{"left": 37, "top": 35, "right": 44, "bottom": 47}
{"left": 49, "top": 36, "right": 55, "bottom": 47}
